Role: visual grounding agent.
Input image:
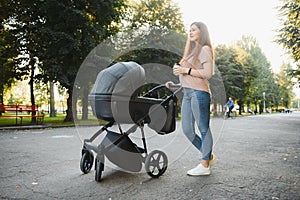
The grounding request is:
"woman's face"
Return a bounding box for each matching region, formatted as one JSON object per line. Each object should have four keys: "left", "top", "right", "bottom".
{"left": 189, "top": 24, "right": 201, "bottom": 42}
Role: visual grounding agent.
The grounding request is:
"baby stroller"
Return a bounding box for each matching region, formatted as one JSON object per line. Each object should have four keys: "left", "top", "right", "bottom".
{"left": 80, "top": 62, "right": 180, "bottom": 182}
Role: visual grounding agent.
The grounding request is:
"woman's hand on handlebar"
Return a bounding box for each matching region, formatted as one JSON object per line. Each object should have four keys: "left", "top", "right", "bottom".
{"left": 165, "top": 81, "right": 174, "bottom": 88}
{"left": 165, "top": 82, "right": 181, "bottom": 91}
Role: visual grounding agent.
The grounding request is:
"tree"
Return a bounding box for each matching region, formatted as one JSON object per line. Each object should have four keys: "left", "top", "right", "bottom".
{"left": 129, "top": 0, "right": 185, "bottom": 33}
{"left": 214, "top": 45, "right": 244, "bottom": 101}
{"left": 38, "top": 0, "right": 127, "bottom": 122}
{"left": 0, "top": 0, "right": 22, "bottom": 106}
{"left": 0, "top": 27, "right": 19, "bottom": 105}
{"left": 236, "top": 36, "right": 277, "bottom": 113}
{"left": 79, "top": 0, "right": 187, "bottom": 115}
{"left": 115, "top": 0, "right": 186, "bottom": 65}
{"left": 2, "top": 0, "right": 47, "bottom": 123}
{"left": 277, "top": 63, "right": 295, "bottom": 108}
{"left": 34, "top": 80, "right": 49, "bottom": 110}
{"left": 215, "top": 36, "right": 282, "bottom": 114}
{"left": 234, "top": 46, "right": 256, "bottom": 114}
{"left": 277, "top": 0, "right": 300, "bottom": 83}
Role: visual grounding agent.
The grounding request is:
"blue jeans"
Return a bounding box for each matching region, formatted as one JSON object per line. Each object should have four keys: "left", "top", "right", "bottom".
{"left": 181, "top": 88, "right": 213, "bottom": 160}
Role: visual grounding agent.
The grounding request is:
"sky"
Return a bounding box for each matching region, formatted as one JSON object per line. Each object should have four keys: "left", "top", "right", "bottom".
{"left": 174, "top": 0, "right": 291, "bottom": 74}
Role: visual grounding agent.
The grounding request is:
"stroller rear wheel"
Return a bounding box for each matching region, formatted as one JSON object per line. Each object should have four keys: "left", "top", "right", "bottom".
{"left": 80, "top": 151, "right": 94, "bottom": 174}
{"left": 95, "top": 154, "right": 104, "bottom": 182}
{"left": 145, "top": 150, "right": 168, "bottom": 178}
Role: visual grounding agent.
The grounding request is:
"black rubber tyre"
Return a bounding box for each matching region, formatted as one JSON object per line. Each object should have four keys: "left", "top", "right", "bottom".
{"left": 95, "top": 154, "right": 104, "bottom": 182}
{"left": 80, "top": 151, "right": 94, "bottom": 174}
{"left": 145, "top": 150, "right": 168, "bottom": 178}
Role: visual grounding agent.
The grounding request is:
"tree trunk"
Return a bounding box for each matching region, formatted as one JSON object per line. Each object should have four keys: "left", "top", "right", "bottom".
{"left": 64, "top": 88, "right": 77, "bottom": 122}
{"left": 237, "top": 99, "right": 243, "bottom": 115}
{"left": 213, "top": 101, "right": 218, "bottom": 117}
{"left": 81, "top": 86, "right": 89, "bottom": 120}
{"left": 0, "top": 63, "right": 4, "bottom": 115}
{"left": 29, "top": 58, "right": 36, "bottom": 124}
{"left": 0, "top": 84, "right": 3, "bottom": 104}
{"left": 49, "top": 82, "right": 56, "bottom": 117}
{"left": 0, "top": 82, "right": 3, "bottom": 116}
{"left": 64, "top": 88, "right": 73, "bottom": 122}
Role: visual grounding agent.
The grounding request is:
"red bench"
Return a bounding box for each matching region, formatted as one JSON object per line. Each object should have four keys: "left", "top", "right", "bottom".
{"left": 0, "top": 104, "right": 44, "bottom": 125}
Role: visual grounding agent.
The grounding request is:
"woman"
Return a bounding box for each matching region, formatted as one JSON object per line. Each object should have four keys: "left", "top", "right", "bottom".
{"left": 166, "top": 22, "right": 216, "bottom": 176}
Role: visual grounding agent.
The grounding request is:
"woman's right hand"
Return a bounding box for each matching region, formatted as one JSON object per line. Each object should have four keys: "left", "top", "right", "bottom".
{"left": 165, "top": 81, "right": 174, "bottom": 88}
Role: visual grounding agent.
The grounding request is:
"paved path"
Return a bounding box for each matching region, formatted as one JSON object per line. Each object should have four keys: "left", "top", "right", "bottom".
{"left": 0, "top": 113, "right": 299, "bottom": 200}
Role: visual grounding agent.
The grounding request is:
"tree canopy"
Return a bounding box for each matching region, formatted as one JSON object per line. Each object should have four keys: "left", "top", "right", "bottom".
{"left": 215, "top": 36, "right": 294, "bottom": 113}
{"left": 1, "top": 0, "right": 127, "bottom": 121}
{"left": 277, "top": 0, "right": 300, "bottom": 83}
{"left": 0, "top": 0, "right": 297, "bottom": 121}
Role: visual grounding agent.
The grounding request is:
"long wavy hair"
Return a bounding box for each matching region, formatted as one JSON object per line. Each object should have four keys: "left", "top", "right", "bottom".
{"left": 180, "top": 22, "right": 214, "bottom": 70}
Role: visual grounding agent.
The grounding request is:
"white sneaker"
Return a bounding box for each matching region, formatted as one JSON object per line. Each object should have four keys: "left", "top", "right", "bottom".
{"left": 187, "top": 164, "right": 211, "bottom": 176}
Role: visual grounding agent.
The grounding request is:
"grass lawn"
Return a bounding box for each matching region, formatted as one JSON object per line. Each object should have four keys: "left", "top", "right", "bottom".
{"left": 0, "top": 113, "right": 104, "bottom": 127}
{"left": 0, "top": 111, "right": 254, "bottom": 127}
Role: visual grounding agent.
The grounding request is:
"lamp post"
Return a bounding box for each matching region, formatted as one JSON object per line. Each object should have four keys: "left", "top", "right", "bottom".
{"left": 263, "top": 92, "right": 266, "bottom": 113}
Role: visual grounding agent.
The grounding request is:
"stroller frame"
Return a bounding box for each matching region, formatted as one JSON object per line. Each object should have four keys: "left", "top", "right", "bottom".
{"left": 80, "top": 84, "right": 180, "bottom": 182}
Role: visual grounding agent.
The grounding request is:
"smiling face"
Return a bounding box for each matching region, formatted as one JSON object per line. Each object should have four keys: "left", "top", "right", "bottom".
{"left": 189, "top": 24, "right": 201, "bottom": 42}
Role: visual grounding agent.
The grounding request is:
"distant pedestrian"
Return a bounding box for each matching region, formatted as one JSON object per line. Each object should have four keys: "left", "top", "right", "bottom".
{"left": 225, "top": 97, "right": 234, "bottom": 117}
{"left": 166, "top": 21, "right": 216, "bottom": 176}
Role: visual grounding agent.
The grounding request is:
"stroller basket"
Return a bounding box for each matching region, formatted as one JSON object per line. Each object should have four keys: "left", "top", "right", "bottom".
{"left": 101, "top": 130, "right": 143, "bottom": 172}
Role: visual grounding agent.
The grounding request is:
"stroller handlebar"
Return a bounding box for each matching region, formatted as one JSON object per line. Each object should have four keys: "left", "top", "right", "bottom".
{"left": 168, "top": 83, "right": 181, "bottom": 90}
{"left": 143, "top": 83, "right": 181, "bottom": 98}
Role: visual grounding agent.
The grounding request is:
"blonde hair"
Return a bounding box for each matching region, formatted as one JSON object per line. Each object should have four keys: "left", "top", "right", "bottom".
{"left": 180, "top": 22, "right": 214, "bottom": 69}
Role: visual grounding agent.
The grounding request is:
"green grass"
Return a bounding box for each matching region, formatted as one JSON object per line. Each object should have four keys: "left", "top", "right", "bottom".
{"left": 0, "top": 111, "right": 255, "bottom": 127}
{"left": 0, "top": 113, "right": 105, "bottom": 127}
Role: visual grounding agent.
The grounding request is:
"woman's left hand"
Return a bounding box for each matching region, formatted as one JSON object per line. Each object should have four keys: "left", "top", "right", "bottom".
{"left": 173, "top": 65, "right": 188, "bottom": 75}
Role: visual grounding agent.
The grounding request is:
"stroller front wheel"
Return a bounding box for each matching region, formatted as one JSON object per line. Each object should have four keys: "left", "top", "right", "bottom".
{"left": 145, "top": 150, "right": 168, "bottom": 178}
{"left": 80, "top": 151, "right": 94, "bottom": 174}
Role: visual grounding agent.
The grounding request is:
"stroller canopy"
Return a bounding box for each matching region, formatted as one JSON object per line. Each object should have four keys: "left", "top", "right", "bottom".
{"left": 90, "top": 62, "right": 146, "bottom": 97}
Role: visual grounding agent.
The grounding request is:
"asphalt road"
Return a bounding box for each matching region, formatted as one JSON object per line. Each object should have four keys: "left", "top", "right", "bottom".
{"left": 0, "top": 113, "right": 299, "bottom": 200}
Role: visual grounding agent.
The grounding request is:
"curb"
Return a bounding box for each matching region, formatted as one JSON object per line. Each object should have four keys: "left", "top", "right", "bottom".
{"left": 0, "top": 124, "right": 52, "bottom": 131}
